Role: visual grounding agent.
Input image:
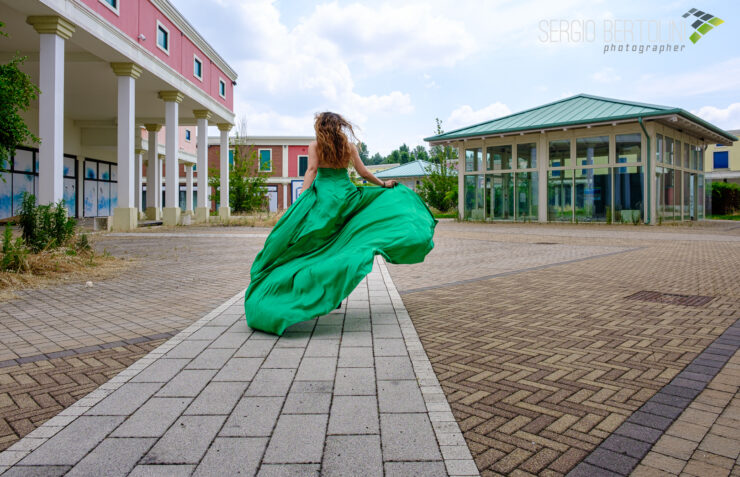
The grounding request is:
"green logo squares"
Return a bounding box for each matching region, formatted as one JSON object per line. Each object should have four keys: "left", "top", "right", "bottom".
{"left": 683, "top": 8, "right": 724, "bottom": 43}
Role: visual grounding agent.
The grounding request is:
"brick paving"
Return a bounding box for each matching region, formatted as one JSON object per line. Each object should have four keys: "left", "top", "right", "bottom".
{"left": 0, "top": 258, "right": 477, "bottom": 476}
{"left": 0, "top": 230, "right": 266, "bottom": 451}
{"left": 387, "top": 221, "right": 740, "bottom": 476}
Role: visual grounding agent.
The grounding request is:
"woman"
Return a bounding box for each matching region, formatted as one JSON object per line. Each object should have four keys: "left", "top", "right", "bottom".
{"left": 244, "top": 112, "right": 437, "bottom": 335}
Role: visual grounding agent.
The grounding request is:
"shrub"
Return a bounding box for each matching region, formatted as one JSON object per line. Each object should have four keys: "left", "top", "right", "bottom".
{"left": 710, "top": 182, "right": 740, "bottom": 215}
{"left": 1, "top": 223, "right": 29, "bottom": 272}
{"left": 18, "top": 193, "right": 76, "bottom": 252}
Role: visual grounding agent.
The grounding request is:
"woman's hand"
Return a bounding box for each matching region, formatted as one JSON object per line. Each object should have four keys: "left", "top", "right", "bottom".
{"left": 382, "top": 180, "right": 398, "bottom": 188}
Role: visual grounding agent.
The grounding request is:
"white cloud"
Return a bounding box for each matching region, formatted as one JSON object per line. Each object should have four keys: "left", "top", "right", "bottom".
{"left": 693, "top": 103, "right": 740, "bottom": 130}
{"left": 446, "top": 102, "right": 512, "bottom": 130}
{"left": 591, "top": 67, "right": 621, "bottom": 83}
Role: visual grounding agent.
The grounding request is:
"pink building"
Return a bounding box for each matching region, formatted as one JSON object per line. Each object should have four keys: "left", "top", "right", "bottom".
{"left": 0, "top": 0, "right": 237, "bottom": 229}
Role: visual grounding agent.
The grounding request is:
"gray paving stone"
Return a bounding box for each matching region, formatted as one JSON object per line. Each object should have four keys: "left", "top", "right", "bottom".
{"left": 323, "top": 435, "right": 382, "bottom": 477}
{"left": 185, "top": 348, "right": 235, "bottom": 369}
{"left": 334, "top": 368, "right": 376, "bottom": 395}
{"left": 155, "top": 369, "right": 217, "bottom": 397}
{"left": 208, "top": 312, "right": 243, "bottom": 326}
{"left": 295, "top": 357, "right": 337, "bottom": 381}
{"left": 340, "top": 331, "right": 372, "bottom": 347}
{"left": 0, "top": 466, "right": 71, "bottom": 477}
{"left": 111, "top": 397, "right": 191, "bottom": 437}
{"left": 193, "top": 437, "right": 267, "bottom": 477}
{"left": 213, "top": 357, "right": 263, "bottom": 381}
{"left": 304, "top": 339, "right": 339, "bottom": 357}
{"left": 311, "top": 325, "right": 342, "bottom": 339}
{"left": 87, "top": 382, "right": 162, "bottom": 415}
{"left": 274, "top": 332, "right": 310, "bottom": 348}
{"left": 380, "top": 413, "right": 442, "bottom": 461}
{"left": 220, "top": 397, "right": 284, "bottom": 437}
{"left": 378, "top": 380, "right": 426, "bottom": 413}
{"left": 141, "top": 415, "right": 226, "bottom": 464}
{"left": 375, "top": 356, "right": 414, "bottom": 380}
{"left": 187, "top": 326, "right": 228, "bottom": 340}
{"left": 282, "top": 392, "right": 332, "bottom": 414}
{"left": 372, "top": 324, "right": 403, "bottom": 338}
{"left": 235, "top": 339, "right": 275, "bottom": 357}
{"left": 285, "top": 319, "right": 317, "bottom": 332}
{"left": 384, "top": 461, "right": 447, "bottom": 477}
{"left": 263, "top": 347, "right": 304, "bottom": 368}
{"left": 130, "top": 358, "right": 190, "bottom": 382}
{"left": 614, "top": 422, "right": 663, "bottom": 444}
{"left": 568, "top": 462, "right": 621, "bottom": 477}
{"left": 600, "top": 434, "right": 651, "bottom": 459}
{"left": 317, "top": 314, "right": 344, "bottom": 326}
{"left": 338, "top": 347, "right": 374, "bottom": 367}
{"left": 184, "top": 381, "right": 249, "bottom": 415}
{"left": 257, "top": 464, "right": 320, "bottom": 476}
{"left": 65, "top": 437, "right": 155, "bottom": 477}
{"left": 370, "top": 314, "right": 398, "bottom": 325}
{"left": 290, "top": 380, "right": 333, "bottom": 394}
{"left": 639, "top": 401, "right": 684, "bottom": 419}
{"left": 374, "top": 338, "right": 407, "bottom": 356}
{"left": 128, "top": 465, "right": 195, "bottom": 477}
{"left": 342, "top": 319, "right": 371, "bottom": 332}
{"left": 245, "top": 368, "right": 295, "bottom": 396}
{"left": 328, "top": 396, "right": 379, "bottom": 434}
{"left": 248, "top": 330, "right": 280, "bottom": 341}
{"left": 165, "top": 340, "right": 210, "bottom": 359}
{"left": 263, "top": 414, "right": 328, "bottom": 464}
{"left": 18, "top": 416, "right": 126, "bottom": 466}
{"left": 584, "top": 448, "right": 638, "bottom": 475}
{"left": 209, "top": 333, "right": 249, "bottom": 350}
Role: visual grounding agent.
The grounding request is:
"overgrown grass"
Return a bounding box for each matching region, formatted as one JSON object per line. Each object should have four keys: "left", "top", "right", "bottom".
{"left": 708, "top": 214, "right": 740, "bottom": 221}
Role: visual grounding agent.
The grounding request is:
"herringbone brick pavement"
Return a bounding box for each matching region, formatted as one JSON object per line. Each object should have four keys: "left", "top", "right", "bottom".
{"left": 0, "top": 339, "right": 165, "bottom": 451}
{"left": 389, "top": 223, "right": 740, "bottom": 476}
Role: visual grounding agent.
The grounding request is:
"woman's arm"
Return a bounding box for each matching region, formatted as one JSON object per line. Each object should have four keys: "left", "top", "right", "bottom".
{"left": 351, "top": 145, "right": 396, "bottom": 188}
{"left": 302, "top": 141, "right": 320, "bottom": 190}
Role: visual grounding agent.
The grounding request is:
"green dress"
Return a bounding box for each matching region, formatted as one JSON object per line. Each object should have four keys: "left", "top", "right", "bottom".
{"left": 244, "top": 167, "right": 437, "bottom": 335}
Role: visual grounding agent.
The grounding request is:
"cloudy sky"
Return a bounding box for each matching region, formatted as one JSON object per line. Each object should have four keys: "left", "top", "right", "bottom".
{"left": 176, "top": 0, "right": 740, "bottom": 155}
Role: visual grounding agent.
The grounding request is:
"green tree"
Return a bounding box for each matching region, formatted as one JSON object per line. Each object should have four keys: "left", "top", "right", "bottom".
{"left": 356, "top": 141, "right": 369, "bottom": 163}
{"left": 208, "top": 119, "right": 269, "bottom": 213}
{"left": 0, "top": 22, "right": 40, "bottom": 169}
{"left": 367, "top": 152, "right": 384, "bottom": 165}
{"left": 398, "top": 143, "right": 411, "bottom": 164}
{"left": 411, "top": 145, "right": 429, "bottom": 162}
{"left": 418, "top": 119, "right": 458, "bottom": 211}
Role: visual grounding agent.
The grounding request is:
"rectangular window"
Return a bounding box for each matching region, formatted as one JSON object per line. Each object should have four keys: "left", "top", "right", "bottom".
{"left": 614, "top": 165, "right": 643, "bottom": 224}
{"left": 656, "top": 134, "right": 663, "bottom": 163}
{"left": 548, "top": 169, "right": 573, "bottom": 221}
{"left": 516, "top": 171, "right": 538, "bottom": 221}
{"left": 665, "top": 137, "right": 674, "bottom": 165}
{"left": 713, "top": 151, "right": 729, "bottom": 169}
{"left": 485, "top": 173, "right": 514, "bottom": 220}
{"left": 100, "top": 0, "right": 119, "bottom": 14}
{"left": 463, "top": 175, "right": 484, "bottom": 220}
{"left": 219, "top": 79, "right": 226, "bottom": 98}
{"left": 549, "top": 139, "right": 570, "bottom": 167}
{"left": 465, "top": 148, "right": 481, "bottom": 172}
{"left": 298, "top": 155, "right": 308, "bottom": 176}
{"left": 259, "top": 149, "right": 272, "bottom": 172}
{"left": 576, "top": 136, "right": 609, "bottom": 166}
{"left": 574, "top": 167, "right": 610, "bottom": 222}
{"left": 675, "top": 141, "right": 681, "bottom": 167}
{"left": 193, "top": 56, "right": 203, "bottom": 80}
{"left": 517, "top": 143, "right": 536, "bottom": 169}
{"left": 156, "top": 22, "right": 169, "bottom": 54}
{"left": 185, "top": 130, "right": 191, "bottom": 142}
{"left": 684, "top": 143, "right": 690, "bottom": 168}
{"left": 615, "top": 134, "right": 641, "bottom": 164}
{"left": 486, "top": 145, "right": 512, "bottom": 170}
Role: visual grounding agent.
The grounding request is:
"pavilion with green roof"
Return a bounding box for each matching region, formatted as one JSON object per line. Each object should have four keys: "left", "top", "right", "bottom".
{"left": 425, "top": 94, "right": 737, "bottom": 224}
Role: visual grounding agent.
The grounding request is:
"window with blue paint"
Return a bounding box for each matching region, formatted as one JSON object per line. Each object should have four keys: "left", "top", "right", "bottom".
{"left": 259, "top": 150, "right": 272, "bottom": 172}
{"left": 713, "top": 151, "right": 729, "bottom": 169}
{"left": 194, "top": 57, "right": 202, "bottom": 79}
{"left": 157, "top": 24, "right": 169, "bottom": 52}
{"left": 219, "top": 79, "right": 226, "bottom": 98}
{"left": 185, "top": 130, "right": 191, "bottom": 141}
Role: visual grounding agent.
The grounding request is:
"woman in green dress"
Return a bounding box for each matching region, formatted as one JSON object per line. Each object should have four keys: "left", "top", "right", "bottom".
{"left": 244, "top": 112, "right": 437, "bottom": 335}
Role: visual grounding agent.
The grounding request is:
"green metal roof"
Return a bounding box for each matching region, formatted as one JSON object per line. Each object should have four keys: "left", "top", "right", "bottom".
{"left": 375, "top": 160, "right": 457, "bottom": 178}
{"left": 425, "top": 94, "right": 738, "bottom": 143}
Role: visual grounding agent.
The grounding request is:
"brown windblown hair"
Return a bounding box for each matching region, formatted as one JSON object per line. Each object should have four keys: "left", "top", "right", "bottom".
{"left": 314, "top": 112, "right": 357, "bottom": 168}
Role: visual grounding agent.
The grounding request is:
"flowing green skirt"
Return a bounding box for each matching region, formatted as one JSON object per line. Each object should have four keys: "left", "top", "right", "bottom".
{"left": 244, "top": 167, "right": 437, "bottom": 335}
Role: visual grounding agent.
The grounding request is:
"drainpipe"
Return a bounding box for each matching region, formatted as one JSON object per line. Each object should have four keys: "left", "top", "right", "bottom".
{"left": 638, "top": 117, "right": 651, "bottom": 225}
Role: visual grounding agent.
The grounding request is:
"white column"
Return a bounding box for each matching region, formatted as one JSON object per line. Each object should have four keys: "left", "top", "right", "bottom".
{"left": 145, "top": 124, "right": 162, "bottom": 220}
{"left": 159, "top": 91, "right": 183, "bottom": 226}
{"left": 111, "top": 63, "right": 141, "bottom": 231}
{"left": 156, "top": 154, "right": 164, "bottom": 211}
{"left": 185, "top": 164, "right": 194, "bottom": 214}
{"left": 193, "top": 110, "right": 211, "bottom": 223}
{"left": 218, "top": 123, "right": 232, "bottom": 221}
{"left": 135, "top": 148, "right": 144, "bottom": 213}
{"left": 27, "top": 17, "right": 75, "bottom": 206}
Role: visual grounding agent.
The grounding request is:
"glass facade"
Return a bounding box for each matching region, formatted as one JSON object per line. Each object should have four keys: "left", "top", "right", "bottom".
{"left": 517, "top": 143, "right": 536, "bottom": 169}
{"left": 614, "top": 165, "right": 643, "bottom": 223}
{"left": 466, "top": 148, "right": 482, "bottom": 172}
{"left": 485, "top": 173, "right": 514, "bottom": 220}
{"left": 487, "top": 145, "right": 512, "bottom": 170}
{"left": 463, "top": 174, "right": 484, "bottom": 220}
{"left": 575, "top": 167, "right": 610, "bottom": 222}
{"left": 516, "top": 172, "right": 538, "bottom": 221}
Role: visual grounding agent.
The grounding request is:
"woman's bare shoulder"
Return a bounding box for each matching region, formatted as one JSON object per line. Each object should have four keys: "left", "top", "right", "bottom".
{"left": 309, "top": 140, "right": 318, "bottom": 150}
